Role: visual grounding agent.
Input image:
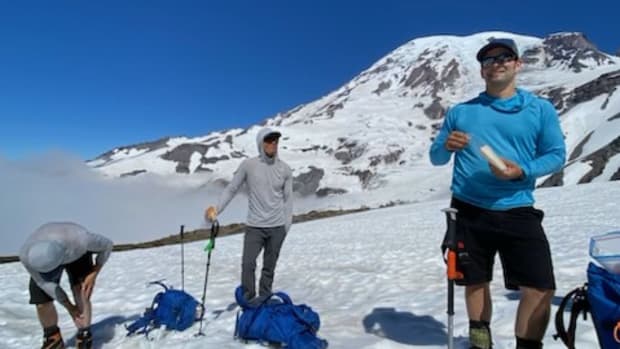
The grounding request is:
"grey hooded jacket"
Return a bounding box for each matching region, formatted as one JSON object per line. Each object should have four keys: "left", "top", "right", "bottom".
{"left": 216, "top": 127, "right": 293, "bottom": 232}
{"left": 19, "top": 222, "right": 113, "bottom": 305}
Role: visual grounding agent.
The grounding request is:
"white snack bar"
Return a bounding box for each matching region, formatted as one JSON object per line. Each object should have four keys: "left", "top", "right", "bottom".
{"left": 480, "top": 145, "right": 508, "bottom": 171}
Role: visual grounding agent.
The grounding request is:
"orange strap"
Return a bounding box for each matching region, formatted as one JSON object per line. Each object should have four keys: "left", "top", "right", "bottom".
{"left": 614, "top": 321, "right": 620, "bottom": 343}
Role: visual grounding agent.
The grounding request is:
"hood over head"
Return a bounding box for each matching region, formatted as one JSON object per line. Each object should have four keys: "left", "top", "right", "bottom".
{"left": 27, "top": 240, "right": 64, "bottom": 273}
{"left": 255, "top": 127, "right": 282, "bottom": 161}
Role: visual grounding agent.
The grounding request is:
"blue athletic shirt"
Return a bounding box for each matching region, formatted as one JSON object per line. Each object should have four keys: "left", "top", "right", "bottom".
{"left": 429, "top": 88, "right": 566, "bottom": 210}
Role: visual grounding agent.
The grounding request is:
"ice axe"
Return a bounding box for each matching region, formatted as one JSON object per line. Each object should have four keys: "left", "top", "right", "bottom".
{"left": 442, "top": 207, "right": 463, "bottom": 349}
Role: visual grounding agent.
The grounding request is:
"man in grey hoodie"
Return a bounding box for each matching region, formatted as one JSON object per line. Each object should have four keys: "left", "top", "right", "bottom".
{"left": 205, "top": 127, "right": 293, "bottom": 303}
{"left": 19, "top": 222, "right": 113, "bottom": 349}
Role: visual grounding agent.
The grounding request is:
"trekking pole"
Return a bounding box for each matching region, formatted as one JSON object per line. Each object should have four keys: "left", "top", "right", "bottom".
{"left": 196, "top": 220, "right": 219, "bottom": 336}
{"left": 180, "top": 225, "right": 185, "bottom": 291}
{"left": 442, "top": 208, "right": 463, "bottom": 349}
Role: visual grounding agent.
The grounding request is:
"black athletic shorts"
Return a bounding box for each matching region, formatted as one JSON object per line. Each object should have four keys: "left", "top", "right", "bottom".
{"left": 450, "top": 198, "right": 556, "bottom": 290}
{"left": 29, "top": 252, "right": 95, "bottom": 304}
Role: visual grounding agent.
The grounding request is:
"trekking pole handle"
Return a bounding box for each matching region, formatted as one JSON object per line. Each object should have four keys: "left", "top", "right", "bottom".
{"left": 204, "top": 220, "right": 219, "bottom": 252}
{"left": 442, "top": 208, "right": 463, "bottom": 281}
{"left": 442, "top": 208, "right": 458, "bottom": 247}
{"left": 211, "top": 220, "right": 219, "bottom": 232}
{"left": 210, "top": 220, "right": 219, "bottom": 239}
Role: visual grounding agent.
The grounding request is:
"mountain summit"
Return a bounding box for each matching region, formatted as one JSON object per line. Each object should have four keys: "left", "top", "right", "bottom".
{"left": 88, "top": 31, "right": 620, "bottom": 207}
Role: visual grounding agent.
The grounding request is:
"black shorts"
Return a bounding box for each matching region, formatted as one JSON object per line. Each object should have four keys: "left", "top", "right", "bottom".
{"left": 451, "top": 198, "right": 555, "bottom": 290}
{"left": 29, "top": 252, "right": 94, "bottom": 304}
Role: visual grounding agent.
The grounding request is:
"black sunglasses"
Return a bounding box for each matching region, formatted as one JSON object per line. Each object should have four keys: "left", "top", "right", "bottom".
{"left": 481, "top": 52, "right": 517, "bottom": 67}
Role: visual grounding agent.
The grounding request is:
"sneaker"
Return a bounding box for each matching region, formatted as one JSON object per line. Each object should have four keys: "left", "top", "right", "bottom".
{"left": 75, "top": 330, "right": 92, "bottom": 349}
{"left": 41, "top": 331, "right": 64, "bottom": 349}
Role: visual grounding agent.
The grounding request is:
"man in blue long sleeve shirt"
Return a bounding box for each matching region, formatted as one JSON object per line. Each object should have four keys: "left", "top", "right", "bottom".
{"left": 429, "top": 38, "right": 566, "bottom": 349}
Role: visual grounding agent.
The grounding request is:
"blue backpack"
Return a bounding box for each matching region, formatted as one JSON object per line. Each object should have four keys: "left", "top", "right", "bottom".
{"left": 587, "top": 262, "right": 620, "bottom": 349}
{"left": 126, "top": 281, "right": 201, "bottom": 337}
{"left": 233, "top": 286, "right": 328, "bottom": 349}
{"left": 554, "top": 232, "right": 620, "bottom": 349}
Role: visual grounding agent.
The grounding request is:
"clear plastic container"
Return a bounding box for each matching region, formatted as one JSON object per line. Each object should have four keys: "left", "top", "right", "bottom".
{"left": 590, "top": 231, "right": 620, "bottom": 274}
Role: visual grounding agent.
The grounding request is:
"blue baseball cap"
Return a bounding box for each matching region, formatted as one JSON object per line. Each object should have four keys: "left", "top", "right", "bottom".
{"left": 476, "top": 38, "right": 519, "bottom": 62}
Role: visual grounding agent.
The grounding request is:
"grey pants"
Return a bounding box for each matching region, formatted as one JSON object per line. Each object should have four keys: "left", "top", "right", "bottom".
{"left": 242, "top": 226, "right": 287, "bottom": 301}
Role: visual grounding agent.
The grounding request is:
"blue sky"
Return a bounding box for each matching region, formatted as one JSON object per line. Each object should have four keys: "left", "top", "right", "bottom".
{"left": 1, "top": 0, "right": 617, "bottom": 160}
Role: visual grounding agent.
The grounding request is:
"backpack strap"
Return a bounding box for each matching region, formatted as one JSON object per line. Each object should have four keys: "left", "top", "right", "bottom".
{"left": 126, "top": 282, "right": 169, "bottom": 337}
{"left": 270, "top": 292, "right": 319, "bottom": 332}
{"left": 148, "top": 280, "right": 169, "bottom": 291}
{"left": 235, "top": 286, "right": 293, "bottom": 308}
{"left": 553, "top": 284, "right": 590, "bottom": 348}
{"left": 271, "top": 291, "right": 292, "bottom": 305}
{"left": 291, "top": 306, "right": 318, "bottom": 332}
{"left": 126, "top": 306, "right": 157, "bottom": 336}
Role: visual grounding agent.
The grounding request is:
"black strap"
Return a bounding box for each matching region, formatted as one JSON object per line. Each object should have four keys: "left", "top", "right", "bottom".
{"left": 553, "top": 284, "right": 589, "bottom": 348}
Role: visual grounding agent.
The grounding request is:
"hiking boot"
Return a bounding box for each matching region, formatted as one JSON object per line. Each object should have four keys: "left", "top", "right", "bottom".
{"left": 469, "top": 320, "right": 492, "bottom": 349}
{"left": 41, "top": 331, "right": 64, "bottom": 349}
{"left": 75, "top": 329, "right": 92, "bottom": 349}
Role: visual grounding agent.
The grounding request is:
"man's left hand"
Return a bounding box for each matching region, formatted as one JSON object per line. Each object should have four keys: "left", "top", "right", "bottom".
{"left": 490, "top": 158, "right": 524, "bottom": 180}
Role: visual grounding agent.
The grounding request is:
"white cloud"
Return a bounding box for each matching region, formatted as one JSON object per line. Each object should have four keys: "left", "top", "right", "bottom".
{"left": 0, "top": 152, "right": 249, "bottom": 255}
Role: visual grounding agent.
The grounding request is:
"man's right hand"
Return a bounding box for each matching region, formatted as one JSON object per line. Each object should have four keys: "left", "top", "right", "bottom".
{"left": 445, "top": 131, "right": 470, "bottom": 151}
{"left": 205, "top": 206, "right": 217, "bottom": 222}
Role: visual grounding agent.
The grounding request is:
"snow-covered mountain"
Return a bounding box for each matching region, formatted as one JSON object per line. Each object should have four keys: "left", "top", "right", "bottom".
{"left": 88, "top": 31, "right": 620, "bottom": 207}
